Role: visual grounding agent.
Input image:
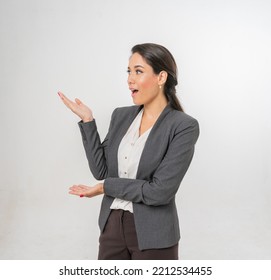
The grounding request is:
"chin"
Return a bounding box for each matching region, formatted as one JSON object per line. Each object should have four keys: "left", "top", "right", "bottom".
{"left": 132, "top": 99, "right": 144, "bottom": 106}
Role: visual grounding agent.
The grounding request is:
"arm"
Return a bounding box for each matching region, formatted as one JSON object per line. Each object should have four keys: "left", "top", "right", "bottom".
{"left": 78, "top": 108, "right": 117, "bottom": 180}
{"left": 103, "top": 119, "right": 200, "bottom": 206}
{"left": 58, "top": 91, "right": 113, "bottom": 180}
{"left": 78, "top": 120, "right": 108, "bottom": 180}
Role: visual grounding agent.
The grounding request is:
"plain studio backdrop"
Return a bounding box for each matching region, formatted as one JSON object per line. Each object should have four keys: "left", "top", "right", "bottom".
{"left": 0, "top": 0, "right": 270, "bottom": 260}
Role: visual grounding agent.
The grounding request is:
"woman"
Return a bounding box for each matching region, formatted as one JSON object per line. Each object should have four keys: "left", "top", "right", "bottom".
{"left": 58, "top": 43, "right": 199, "bottom": 260}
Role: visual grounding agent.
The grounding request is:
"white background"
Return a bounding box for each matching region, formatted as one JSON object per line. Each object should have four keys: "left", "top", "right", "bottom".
{"left": 0, "top": 0, "right": 270, "bottom": 259}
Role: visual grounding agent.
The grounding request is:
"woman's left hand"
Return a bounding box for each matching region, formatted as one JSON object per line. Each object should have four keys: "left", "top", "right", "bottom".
{"left": 69, "top": 183, "right": 104, "bottom": 198}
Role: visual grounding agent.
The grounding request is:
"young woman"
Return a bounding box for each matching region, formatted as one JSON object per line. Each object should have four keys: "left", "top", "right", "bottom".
{"left": 58, "top": 43, "right": 199, "bottom": 260}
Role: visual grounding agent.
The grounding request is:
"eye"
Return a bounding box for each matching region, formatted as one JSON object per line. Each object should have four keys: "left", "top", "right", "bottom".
{"left": 136, "top": 70, "right": 143, "bottom": 74}
{"left": 127, "top": 69, "right": 131, "bottom": 75}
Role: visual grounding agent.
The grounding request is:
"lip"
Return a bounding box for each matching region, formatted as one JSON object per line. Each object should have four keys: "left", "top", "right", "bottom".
{"left": 129, "top": 88, "right": 139, "bottom": 97}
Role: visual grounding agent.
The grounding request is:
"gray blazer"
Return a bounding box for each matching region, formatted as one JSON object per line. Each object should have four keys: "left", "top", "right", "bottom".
{"left": 78, "top": 104, "right": 199, "bottom": 250}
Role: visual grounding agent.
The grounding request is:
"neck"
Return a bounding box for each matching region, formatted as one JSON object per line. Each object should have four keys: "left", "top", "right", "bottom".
{"left": 143, "top": 95, "right": 168, "bottom": 120}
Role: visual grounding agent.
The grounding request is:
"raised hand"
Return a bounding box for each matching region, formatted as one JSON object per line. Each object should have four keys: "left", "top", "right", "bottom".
{"left": 58, "top": 91, "right": 94, "bottom": 122}
{"left": 69, "top": 183, "right": 104, "bottom": 198}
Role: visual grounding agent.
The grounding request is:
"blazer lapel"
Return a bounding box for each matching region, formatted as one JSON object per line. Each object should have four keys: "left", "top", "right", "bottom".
{"left": 109, "top": 105, "right": 143, "bottom": 177}
{"left": 136, "top": 104, "right": 173, "bottom": 179}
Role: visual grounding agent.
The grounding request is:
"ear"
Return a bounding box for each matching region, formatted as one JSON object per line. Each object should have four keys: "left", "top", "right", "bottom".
{"left": 157, "top": 71, "right": 168, "bottom": 86}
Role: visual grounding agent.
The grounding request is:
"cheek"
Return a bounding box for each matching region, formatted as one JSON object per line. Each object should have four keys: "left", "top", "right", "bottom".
{"left": 139, "top": 76, "right": 157, "bottom": 90}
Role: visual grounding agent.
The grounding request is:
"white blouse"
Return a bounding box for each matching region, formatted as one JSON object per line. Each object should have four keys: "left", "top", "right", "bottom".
{"left": 110, "top": 108, "right": 153, "bottom": 213}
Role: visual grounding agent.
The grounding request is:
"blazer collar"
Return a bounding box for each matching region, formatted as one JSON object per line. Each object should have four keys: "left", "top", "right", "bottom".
{"left": 137, "top": 103, "right": 173, "bottom": 123}
{"left": 123, "top": 103, "right": 173, "bottom": 139}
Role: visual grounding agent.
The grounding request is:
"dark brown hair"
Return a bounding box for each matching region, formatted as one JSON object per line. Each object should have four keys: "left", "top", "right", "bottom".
{"left": 131, "top": 43, "right": 184, "bottom": 112}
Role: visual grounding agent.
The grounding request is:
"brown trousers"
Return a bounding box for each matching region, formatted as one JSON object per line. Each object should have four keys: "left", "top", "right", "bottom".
{"left": 98, "top": 209, "right": 178, "bottom": 260}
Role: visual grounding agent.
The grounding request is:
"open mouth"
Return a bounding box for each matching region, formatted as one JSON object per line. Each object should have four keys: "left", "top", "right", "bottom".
{"left": 131, "top": 89, "right": 139, "bottom": 96}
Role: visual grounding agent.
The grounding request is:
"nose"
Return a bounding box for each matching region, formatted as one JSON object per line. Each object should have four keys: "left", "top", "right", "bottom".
{"left": 127, "top": 73, "right": 135, "bottom": 85}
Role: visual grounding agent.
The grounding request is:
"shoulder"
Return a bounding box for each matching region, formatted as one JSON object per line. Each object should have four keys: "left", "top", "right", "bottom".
{"left": 166, "top": 108, "right": 199, "bottom": 129}
{"left": 113, "top": 105, "right": 141, "bottom": 114}
{"left": 111, "top": 105, "right": 142, "bottom": 119}
{"left": 163, "top": 109, "right": 200, "bottom": 143}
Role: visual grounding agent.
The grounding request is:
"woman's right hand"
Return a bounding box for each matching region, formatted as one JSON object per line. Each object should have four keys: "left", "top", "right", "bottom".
{"left": 58, "top": 91, "right": 94, "bottom": 122}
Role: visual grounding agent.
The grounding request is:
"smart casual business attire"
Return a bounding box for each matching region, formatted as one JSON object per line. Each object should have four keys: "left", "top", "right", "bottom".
{"left": 78, "top": 104, "right": 199, "bottom": 259}
{"left": 110, "top": 108, "right": 151, "bottom": 213}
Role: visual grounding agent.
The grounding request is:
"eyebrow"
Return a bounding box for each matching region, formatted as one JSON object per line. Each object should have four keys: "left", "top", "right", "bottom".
{"left": 127, "top": 65, "right": 145, "bottom": 69}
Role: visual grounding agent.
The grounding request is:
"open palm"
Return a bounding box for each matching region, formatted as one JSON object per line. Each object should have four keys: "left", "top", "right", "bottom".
{"left": 58, "top": 91, "right": 93, "bottom": 122}
{"left": 69, "top": 184, "right": 103, "bottom": 198}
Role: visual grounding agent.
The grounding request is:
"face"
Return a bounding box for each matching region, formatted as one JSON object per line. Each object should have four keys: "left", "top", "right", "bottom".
{"left": 127, "top": 53, "right": 161, "bottom": 106}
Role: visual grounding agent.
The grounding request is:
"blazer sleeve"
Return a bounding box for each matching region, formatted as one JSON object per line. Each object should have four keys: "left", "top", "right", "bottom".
{"left": 103, "top": 118, "right": 200, "bottom": 206}
{"left": 78, "top": 108, "right": 117, "bottom": 180}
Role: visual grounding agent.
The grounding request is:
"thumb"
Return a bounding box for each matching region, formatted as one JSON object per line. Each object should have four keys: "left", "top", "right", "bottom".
{"left": 75, "top": 98, "right": 83, "bottom": 105}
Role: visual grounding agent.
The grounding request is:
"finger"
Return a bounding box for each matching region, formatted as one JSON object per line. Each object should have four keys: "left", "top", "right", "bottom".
{"left": 58, "top": 91, "right": 69, "bottom": 101}
{"left": 69, "top": 185, "right": 78, "bottom": 190}
{"left": 69, "top": 186, "right": 89, "bottom": 196}
{"left": 69, "top": 187, "right": 80, "bottom": 194}
{"left": 58, "top": 92, "right": 74, "bottom": 108}
{"left": 69, "top": 190, "right": 81, "bottom": 196}
{"left": 68, "top": 190, "right": 86, "bottom": 198}
{"left": 75, "top": 98, "right": 83, "bottom": 105}
{"left": 77, "top": 184, "right": 89, "bottom": 190}
{"left": 58, "top": 91, "right": 64, "bottom": 99}
{"left": 69, "top": 185, "right": 87, "bottom": 191}
{"left": 69, "top": 187, "right": 83, "bottom": 194}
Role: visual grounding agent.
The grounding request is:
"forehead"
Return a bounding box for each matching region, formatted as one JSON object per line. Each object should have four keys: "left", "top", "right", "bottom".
{"left": 128, "top": 52, "right": 149, "bottom": 67}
